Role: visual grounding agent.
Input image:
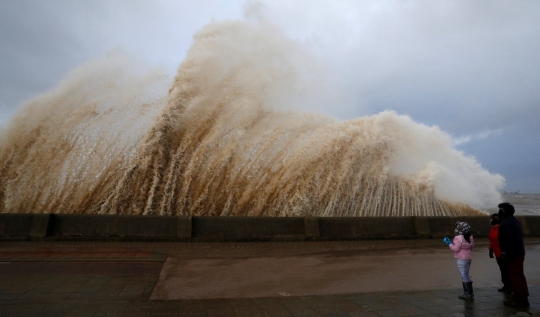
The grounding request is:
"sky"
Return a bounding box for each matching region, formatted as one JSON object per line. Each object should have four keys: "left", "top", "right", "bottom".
{"left": 0, "top": 0, "right": 539, "bottom": 193}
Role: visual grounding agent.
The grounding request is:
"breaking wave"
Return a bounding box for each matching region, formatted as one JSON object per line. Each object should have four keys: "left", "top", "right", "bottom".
{"left": 0, "top": 21, "right": 504, "bottom": 216}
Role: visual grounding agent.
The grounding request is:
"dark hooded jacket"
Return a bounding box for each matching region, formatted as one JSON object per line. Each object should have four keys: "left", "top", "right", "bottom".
{"left": 498, "top": 215, "right": 525, "bottom": 258}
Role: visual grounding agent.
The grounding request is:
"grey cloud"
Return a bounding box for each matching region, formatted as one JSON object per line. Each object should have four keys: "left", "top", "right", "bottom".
{"left": 458, "top": 123, "right": 540, "bottom": 193}
{"left": 0, "top": 0, "right": 244, "bottom": 123}
{"left": 255, "top": 0, "right": 540, "bottom": 192}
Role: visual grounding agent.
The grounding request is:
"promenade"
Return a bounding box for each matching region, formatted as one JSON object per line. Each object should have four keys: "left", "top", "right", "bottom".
{"left": 1, "top": 238, "right": 539, "bottom": 317}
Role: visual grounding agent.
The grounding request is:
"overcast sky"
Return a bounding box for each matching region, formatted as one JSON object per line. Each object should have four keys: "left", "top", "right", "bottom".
{"left": 1, "top": 0, "right": 539, "bottom": 193}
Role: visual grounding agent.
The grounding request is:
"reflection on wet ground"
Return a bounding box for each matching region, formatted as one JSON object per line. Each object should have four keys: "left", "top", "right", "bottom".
{"left": 1, "top": 239, "right": 539, "bottom": 316}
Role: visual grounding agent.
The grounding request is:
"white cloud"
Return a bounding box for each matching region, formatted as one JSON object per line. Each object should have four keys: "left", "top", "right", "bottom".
{"left": 453, "top": 129, "right": 503, "bottom": 146}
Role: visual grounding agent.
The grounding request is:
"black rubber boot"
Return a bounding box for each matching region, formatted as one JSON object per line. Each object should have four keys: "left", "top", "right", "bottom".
{"left": 458, "top": 282, "right": 473, "bottom": 300}
{"left": 459, "top": 282, "right": 470, "bottom": 299}
{"left": 467, "top": 281, "right": 474, "bottom": 299}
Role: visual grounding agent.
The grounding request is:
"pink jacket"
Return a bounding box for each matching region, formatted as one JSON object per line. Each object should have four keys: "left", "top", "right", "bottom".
{"left": 449, "top": 235, "right": 474, "bottom": 260}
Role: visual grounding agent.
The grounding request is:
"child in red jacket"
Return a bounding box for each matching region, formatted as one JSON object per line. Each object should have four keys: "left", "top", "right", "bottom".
{"left": 489, "top": 213, "right": 511, "bottom": 292}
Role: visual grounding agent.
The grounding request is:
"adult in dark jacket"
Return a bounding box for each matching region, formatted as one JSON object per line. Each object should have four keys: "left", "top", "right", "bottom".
{"left": 498, "top": 202, "right": 529, "bottom": 307}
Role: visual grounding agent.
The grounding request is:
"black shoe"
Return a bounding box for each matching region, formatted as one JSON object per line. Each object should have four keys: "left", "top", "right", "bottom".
{"left": 504, "top": 299, "right": 530, "bottom": 308}
{"left": 498, "top": 286, "right": 512, "bottom": 293}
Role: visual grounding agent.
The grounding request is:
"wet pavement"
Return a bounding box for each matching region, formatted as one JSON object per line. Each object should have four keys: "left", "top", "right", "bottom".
{"left": 0, "top": 239, "right": 539, "bottom": 317}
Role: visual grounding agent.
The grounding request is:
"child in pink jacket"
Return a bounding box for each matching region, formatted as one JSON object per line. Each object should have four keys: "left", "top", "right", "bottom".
{"left": 444, "top": 221, "right": 475, "bottom": 300}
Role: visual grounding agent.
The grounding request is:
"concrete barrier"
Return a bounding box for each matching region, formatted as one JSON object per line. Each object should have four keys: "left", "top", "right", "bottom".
{"left": 178, "top": 216, "right": 192, "bottom": 238}
{"left": 1, "top": 213, "right": 539, "bottom": 241}
{"left": 523, "top": 216, "right": 540, "bottom": 235}
{"left": 412, "top": 217, "right": 431, "bottom": 237}
{"left": 427, "top": 216, "right": 492, "bottom": 238}
{"left": 192, "top": 216, "right": 305, "bottom": 240}
{"left": 30, "top": 214, "right": 50, "bottom": 238}
{"left": 318, "top": 217, "right": 416, "bottom": 239}
{"left": 48, "top": 214, "right": 117, "bottom": 236}
{"left": 304, "top": 217, "right": 320, "bottom": 238}
{"left": 116, "top": 215, "right": 178, "bottom": 237}
{"left": 44, "top": 214, "right": 193, "bottom": 240}
{"left": 0, "top": 213, "right": 50, "bottom": 239}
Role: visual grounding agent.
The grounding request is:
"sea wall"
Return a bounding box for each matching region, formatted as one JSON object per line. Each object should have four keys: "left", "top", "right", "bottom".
{"left": 1, "top": 214, "right": 539, "bottom": 241}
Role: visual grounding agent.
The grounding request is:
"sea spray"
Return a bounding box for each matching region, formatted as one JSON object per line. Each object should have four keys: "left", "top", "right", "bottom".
{"left": 0, "top": 55, "right": 168, "bottom": 214}
{"left": 0, "top": 21, "right": 505, "bottom": 216}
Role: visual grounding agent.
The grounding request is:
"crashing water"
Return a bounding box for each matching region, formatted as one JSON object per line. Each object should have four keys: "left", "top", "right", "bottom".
{"left": 0, "top": 21, "right": 504, "bottom": 217}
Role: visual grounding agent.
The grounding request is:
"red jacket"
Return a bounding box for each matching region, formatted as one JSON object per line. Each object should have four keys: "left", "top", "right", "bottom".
{"left": 489, "top": 225, "right": 502, "bottom": 258}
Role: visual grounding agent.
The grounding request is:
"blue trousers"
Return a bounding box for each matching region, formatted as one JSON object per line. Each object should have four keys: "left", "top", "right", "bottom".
{"left": 457, "top": 259, "right": 472, "bottom": 282}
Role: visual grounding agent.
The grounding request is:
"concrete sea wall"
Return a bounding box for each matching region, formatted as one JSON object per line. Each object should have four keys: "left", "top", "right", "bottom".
{"left": 1, "top": 214, "right": 539, "bottom": 241}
